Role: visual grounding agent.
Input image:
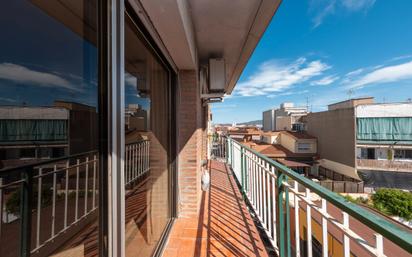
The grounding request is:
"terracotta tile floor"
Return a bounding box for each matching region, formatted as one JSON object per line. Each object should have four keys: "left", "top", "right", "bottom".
{"left": 163, "top": 161, "right": 270, "bottom": 257}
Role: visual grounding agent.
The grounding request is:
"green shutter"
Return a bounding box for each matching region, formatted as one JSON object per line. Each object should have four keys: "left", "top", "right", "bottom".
{"left": 357, "top": 117, "right": 412, "bottom": 142}
{"left": 0, "top": 120, "right": 68, "bottom": 142}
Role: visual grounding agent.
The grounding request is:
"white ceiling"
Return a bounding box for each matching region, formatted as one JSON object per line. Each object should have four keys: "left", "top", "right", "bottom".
{"left": 131, "top": 0, "right": 281, "bottom": 92}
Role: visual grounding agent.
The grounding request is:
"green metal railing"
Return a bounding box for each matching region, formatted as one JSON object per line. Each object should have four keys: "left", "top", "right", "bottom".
{"left": 213, "top": 136, "right": 412, "bottom": 257}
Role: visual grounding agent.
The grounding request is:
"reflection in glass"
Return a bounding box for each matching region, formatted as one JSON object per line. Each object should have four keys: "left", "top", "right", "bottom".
{"left": 0, "top": 1, "right": 99, "bottom": 256}
{"left": 124, "top": 14, "right": 171, "bottom": 257}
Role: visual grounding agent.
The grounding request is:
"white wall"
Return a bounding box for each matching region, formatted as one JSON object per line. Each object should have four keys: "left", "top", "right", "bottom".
{"left": 261, "top": 134, "right": 279, "bottom": 144}
{"left": 356, "top": 103, "right": 412, "bottom": 117}
{"left": 319, "top": 159, "right": 360, "bottom": 180}
{"left": 262, "top": 109, "right": 275, "bottom": 131}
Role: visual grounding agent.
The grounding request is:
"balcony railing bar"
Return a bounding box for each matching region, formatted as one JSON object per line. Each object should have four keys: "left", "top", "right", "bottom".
{"left": 36, "top": 168, "right": 43, "bottom": 248}
{"left": 0, "top": 179, "right": 25, "bottom": 189}
{"left": 0, "top": 150, "right": 98, "bottom": 175}
{"left": 320, "top": 198, "right": 327, "bottom": 257}
{"left": 31, "top": 158, "right": 97, "bottom": 179}
{"left": 211, "top": 136, "right": 412, "bottom": 256}
{"left": 287, "top": 182, "right": 380, "bottom": 256}
{"left": 51, "top": 165, "right": 57, "bottom": 238}
{"left": 124, "top": 140, "right": 150, "bottom": 186}
{"left": 31, "top": 155, "right": 99, "bottom": 254}
{"left": 0, "top": 139, "right": 149, "bottom": 256}
{"left": 293, "top": 181, "right": 300, "bottom": 257}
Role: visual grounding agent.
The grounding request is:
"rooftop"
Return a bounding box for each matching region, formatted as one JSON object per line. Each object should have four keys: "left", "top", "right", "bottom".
{"left": 261, "top": 130, "right": 316, "bottom": 140}
{"left": 236, "top": 139, "right": 315, "bottom": 159}
{"left": 281, "top": 130, "right": 316, "bottom": 140}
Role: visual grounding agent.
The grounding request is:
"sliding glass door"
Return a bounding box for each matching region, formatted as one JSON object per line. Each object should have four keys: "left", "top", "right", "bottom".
{"left": 0, "top": 0, "right": 101, "bottom": 256}
{"left": 0, "top": 1, "right": 175, "bottom": 256}
{"left": 123, "top": 11, "right": 174, "bottom": 257}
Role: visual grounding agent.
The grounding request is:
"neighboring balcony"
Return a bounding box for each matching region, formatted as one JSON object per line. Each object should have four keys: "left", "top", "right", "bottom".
{"left": 357, "top": 158, "right": 412, "bottom": 172}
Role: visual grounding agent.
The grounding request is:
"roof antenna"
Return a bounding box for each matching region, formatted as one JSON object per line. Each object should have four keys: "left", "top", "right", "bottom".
{"left": 347, "top": 89, "right": 354, "bottom": 100}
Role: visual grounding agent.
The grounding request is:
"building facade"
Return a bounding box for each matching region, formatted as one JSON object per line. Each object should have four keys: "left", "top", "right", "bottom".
{"left": 262, "top": 102, "right": 308, "bottom": 131}
{"left": 355, "top": 103, "right": 412, "bottom": 190}
{"left": 306, "top": 97, "right": 412, "bottom": 190}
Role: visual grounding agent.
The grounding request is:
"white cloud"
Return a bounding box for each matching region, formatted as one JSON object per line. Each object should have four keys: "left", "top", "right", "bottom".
{"left": 125, "top": 73, "right": 137, "bottom": 87}
{"left": 0, "top": 63, "right": 79, "bottom": 91}
{"left": 342, "top": 0, "right": 376, "bottom": 11}
{"left": 310, "top": 0, "right": 375, "bottom": 28}
{"left": 310, "top": 75, "right": 339, "bottom": 86}
{"left": 0, "top": 97, "right": 17, "bottom": 103}
{"left": 345, "top": 60, "right": 412, "bottom": 89}
{"left": 389, "top": 54, "right": 412, "bottom": 62}
{"left": 212, "top": 104, "right": 237, "bottom": 109}
{"left": 345, "top": 68, "right": 365, "bottom": 77}
{"left": 235, "top": 57, "right": 330, "bottom": 97}
{"left": 311, "top": 0, "right": 336, "bottom": 28}
{"left": 266, "top": 90, "right": 309, "bottom": 98}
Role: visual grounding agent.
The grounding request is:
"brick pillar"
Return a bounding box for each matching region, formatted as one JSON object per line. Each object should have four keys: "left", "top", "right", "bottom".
{"left": 177, "top": 70, "right": 204, "bottom": 217}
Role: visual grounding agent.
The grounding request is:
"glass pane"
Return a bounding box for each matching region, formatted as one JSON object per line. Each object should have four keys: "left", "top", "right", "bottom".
{"left": 0, "top": 1, "right": 99, "bottom": 256}
{"left": 124, "top": 14, "right": 171, "bottom": 257}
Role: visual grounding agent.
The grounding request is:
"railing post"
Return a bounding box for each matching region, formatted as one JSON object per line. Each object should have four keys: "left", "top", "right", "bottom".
{"left": 227, "top": 137, "right": 230, "bottom": 164}
{"left": 20, "top": 167, "right": 33, "bottom": 257}
{"left": 240, "top": 147, "right": 244, "bottom": 188}
{"left": 277, "top": 171, "right": 286, "bottom": 257}
{"left": 244, "top": 151, "right": 248, "bottom": 193}
{"left": 0, "top": 177, "right": 3, "bottom": 245}
{"left": 225, "top": 137, "right": 229, "bottom": 163}
{"left": 284, "top": 179, "right": 291, "bottom": 257}
{"left": 230, "top": 138, "right": 234, "bottom": 165}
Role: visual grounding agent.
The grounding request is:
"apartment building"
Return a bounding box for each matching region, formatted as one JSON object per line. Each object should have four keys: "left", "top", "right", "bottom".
{"left": 306, "top": 97, "right": 412, "bottom": 190}
{"left": 237, "top": 130, "right": 317, "bottom": 175}
{"left": 355, "top": 102, "right": 412, "bottom": 190}
{"left": 0, "top": 101, "right": 97, "bottom": 170}
{"left": 262, "top": 102, "right": 308, "bottom": 131}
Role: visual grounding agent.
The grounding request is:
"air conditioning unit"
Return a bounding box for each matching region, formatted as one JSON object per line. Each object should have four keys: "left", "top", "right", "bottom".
{"left": 209, "top": 58, "right": 225, "bottom": 92}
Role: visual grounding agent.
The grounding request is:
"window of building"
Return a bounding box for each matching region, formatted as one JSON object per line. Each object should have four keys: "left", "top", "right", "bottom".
{"left": 38, "top": 148, "right": 52, "bottom": 159}
{"left": 361, "top": 148, "right": 376, "bottom": 159}
{"left": 298, "top": 143, "right": 311, "bottom": 151}
{"left": 20, "top": 148, "right": 36, "bottom": 159}
{"left": 394, "top": 149, "right": 412, "bottom": 160}
{"left": 0, "top": 149, "right": 6, "bottom": 160}
{"left": 293, "top": 123, "right": 305, "bottom": 132}
{"left": 52, "top": 147, "right": 66, "bottom": 158}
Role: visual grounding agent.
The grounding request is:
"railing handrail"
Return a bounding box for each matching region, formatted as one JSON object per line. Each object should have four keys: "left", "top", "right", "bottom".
{"left": 0, "top": 140, "right": 149, "bottom": 175}
{"left": 0, "top": 150, "right": 98, "bottom": 175}
{"left": 226, "top": 136, "right": 412, "bottom": 254}
{"left": 125, "top": 139, "right": 148, "bottom": 146}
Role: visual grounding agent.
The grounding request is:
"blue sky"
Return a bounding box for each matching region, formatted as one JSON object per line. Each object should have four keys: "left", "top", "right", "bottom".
{"left": 211, "top": 0, "right": 412, "bottom": 124}
{"left": 0, "top": 1, "right": 143, "bottom": 109}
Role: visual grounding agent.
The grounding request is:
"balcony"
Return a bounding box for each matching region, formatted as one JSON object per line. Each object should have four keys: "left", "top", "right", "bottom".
{"left": 163, "top": 161, "right": 271, "bottom": 257}
{"left": 357, "top": 159, "right": 412, "bottom": 172}
{"left": 188, "top": 136, "right": 412, "bottom": 257}
{"left": 1, "top": 137, "right": 412, "bottom": 257}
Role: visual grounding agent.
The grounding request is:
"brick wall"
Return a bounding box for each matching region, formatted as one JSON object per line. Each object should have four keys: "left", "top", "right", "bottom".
{"left": 177, "top": 70, "right": 206, "bottom": 217}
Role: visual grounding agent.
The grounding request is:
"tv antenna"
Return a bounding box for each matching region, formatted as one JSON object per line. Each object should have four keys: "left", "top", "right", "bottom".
{"left": 347, "top": 89, "right": 354, "bottom": 100}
